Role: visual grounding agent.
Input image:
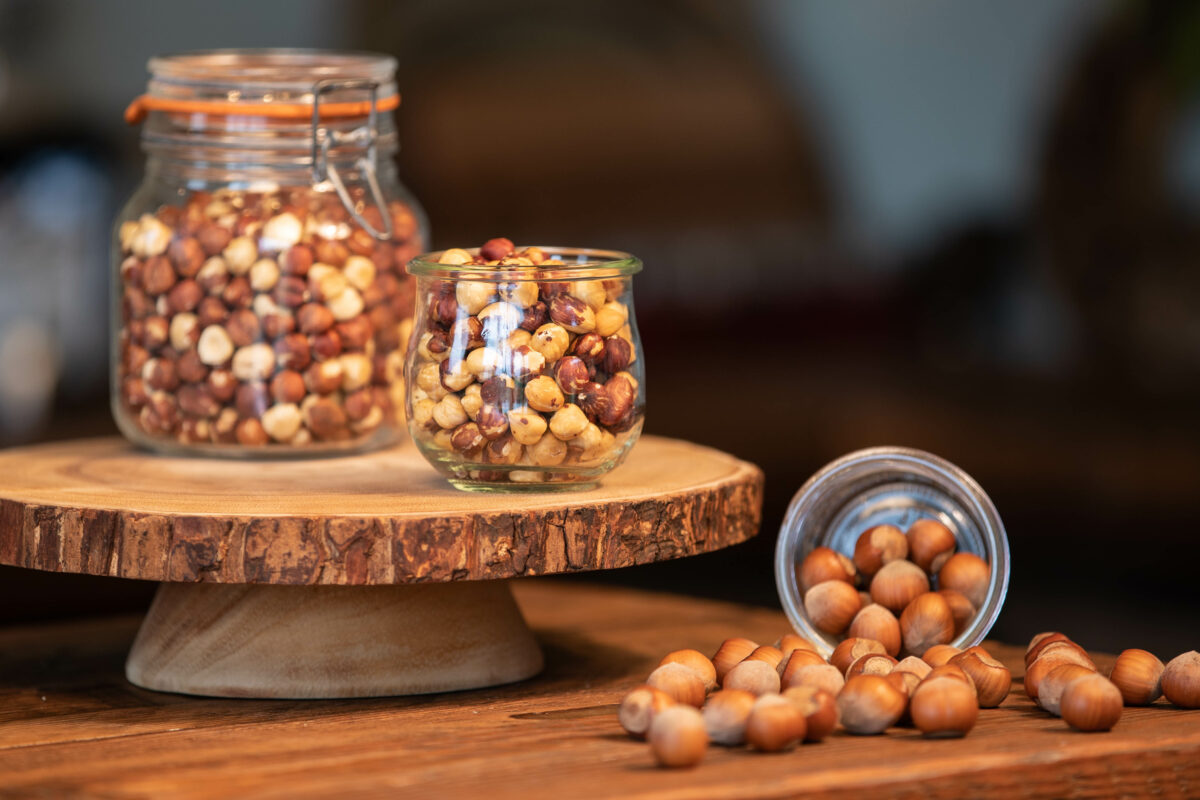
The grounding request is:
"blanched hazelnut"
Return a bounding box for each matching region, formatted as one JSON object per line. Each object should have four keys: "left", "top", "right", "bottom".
{"left": 328, "top": 286, "right": 364, "bottom": 321}
{"left": 342, "top": 255, "right": 376, "bottom": 291}
{"left": 509, "top": 345, "right": 546, "bottom": 381}
{"left": 525, "top": 375, "right": 565, "bottom": 413}
{"left": 439, "top": 358, "right": 475, "bottom": 392}
{"left": 223, "top": 235, "right": 258, "bottom": 274}
{"left": 594, "top": 301, "right": 628, "bottom": 337}
{"left": 132, "top": 214, "right": 172, "bottom": 258}
{"left": 261, "top": 403, "right": 302, "bottom": 442}
{"left": 527, "top": 431, "right": 567, "bottom": 466}
{"left": 569, "top": 280, "right": 606, "bottom": 311}
{"left": 433, "top": 394, "right": 468, "bottom": 430}
{"left": 464, "top": 346, "right": 503, "bottom": 380}
{"left": 197, "top": 256, "right": 229, "bottom": 294}
{"left": 804, "top": 579, "right": 862, "bottom": 635}
{"left": 411, "top": 397, "right": 436, "bottom": 429}
{"left": 498, "top": 280, "right": 538, "bottom": 309}
{"left": 261, "top": 212, "right": 303, "bottom": 250}
{"left": 197, "top": 325, "right": 234, "bottom": 366}
{"left": 415, "top": 362, "right": 447, "bottom": 397}
{"left": 456, "top": 281, "right": 495, "bottom": 315}
{"left": 118, "top": 220, "right": 139, "bottom": 254}
{"left": 531, "top": 323, "right": 570, "bottom": 363}
{"left": 169, "top": 313, "right": 199, "bottom": 352}
{"left": 248, "top": 258, "right": 280, "bottom": 292}
{"left": 485, "top": 433, "right": 522, "bottom": 465}
{"left": 796, "top": 546, "right": 857, "bottom": 594}
{"left": 438, "top": 247, "right": 472, "bottom": 265}
{"left": 870, "top": 560, "right": 930, "bottom": 613}
{"left": 231, "top": 343, "right": 276, "bottom": 382}
{"left": 549, "top": 404, "right": 589, "bottom": 440}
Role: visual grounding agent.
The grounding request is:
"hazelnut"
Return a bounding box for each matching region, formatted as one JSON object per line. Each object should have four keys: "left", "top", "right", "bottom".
{"left": 119, "top": 220, "right": 139, "bottom": 254}
{"left": 480, "top": 375, "right": 520, "bottom": 407}
{"left": 796, "top": 546, "right": 857, "bottom": 594}
{"left": 283, "top": 244, "right": 314, "bottom": 276}
{"left": 949, "top": 646, "right": 1011, "bottom": 707}
{"left": 451, "top": 317, "right": 485, "bottom": 351}
{"left": 328, "top": 287, "right": 364, "bottom": 322}
{"left": 1038, "top": 664, "right": 1097, "bottom": 716}
{"left": 464, "top": 346, "right": 503, "bottom": 381}
{"left": 570, "top": 332, "right": 605, "bottom": 365}
{"left": 235, "top": 417, "right": 269, "bottom": 446}
{"left": 508, "top": 328, "right": 533, "bottom": 349}
{"left": 781, "top": 663, "right": 844, "bottom": 697}
{"left": 776, "top": 633, "right": 816, "bottom": 658}
{"left": 270, "top": 370, "right": 307, "bottom": 404}
{"left": 207, "top": 369, "right": 236, "bottom": 402}
{"left": 783, "top": 686, "right": 839, "bottom": 743}
{"left": 168, "top": 236, "right": 205, "bottom": 278}
{"left": 722, "top": 659, "right": 781, "bottom": 696}
{"left": 132, "top": 214, "right": 172, "bottom": 258}
{"left": 335, "top": 315, "right": 373, "bottom": 351}
{"left": 910, "top": 677, "right": 978, "bottom": 738}
{"left": 701, "top": 689, "right": 756, "bottom": 746}
{"left": 507, "top": 406, "right": 548, "bottom": 446}
{"left": 261, "top": 212, "right": 303, "bottom": 251}
{"left": 273, "top": 275, "right": 307, "bottom": 308}
{"left": 341, "top": 255, "right": 376, "bottom": 292}
{"left": 197, "top": 223, "right": 232, "bottom": 256}
{"left": 601, "top": 336, "right": 632, "bottom": 374}
{"left": 569, "top": 280, "right": 606, "bottom": 311}
{"left": 554, "top": 356, "right": 591, "bottom": 395}
{"left": 548, "top": 294, "right": 596, "bottom": 333}
{"left": 433, "top": 395, "right": 469, "bottom": 430}
{"left": 508, "top": 345, "right": 546, "bottom": 382}
{"left": 899, "top": 592, "right": 955, "bottom": 657}
{"left": 837, "top": 674, "right": 907, "bottom": 735}
{"left": 298, "top": 303, "right": 335, "bottom": 335}
{"left": 484, "top": 433, "right": 522, "bottom": 465}
{"left": 530, "top": 323, "right": 570, "bottom": 363}
{"left": 937, "top": 552, "right": 990, "bottom": 609}
{"left": 659, "top": 649, "right": 718, "bottom": 693}
{"left": 439, "top": 358, "right": 474, "bottom": 392}
{"left": 274, "top": 333, "right": 312, "bottom": 372}
{"left": 524, "top": 375, "right": 565, "bottom": 413}
{"left": 248, "top": 258, "right": 281, "bottom": 292}
{"left": 415, "top": 362, "right": 449, "bottom": 400}
{"left": 196, "top": 256, "right": 230, "bottom": 294}
{"left": 742, "top": 646, "right": 785, "bottom": 670}
{"left": 339, "top": 353, "right": 372, "bottom": 392}
{"left": 599, "top": 373, "right": 636, "bottom": 428}
{"left": 260, "top": 403, "right": 302, "bottom": 442}
{"left": 594, "top": 301, "right": 628, "bottom": 337}
{"left": 1105, "top": 649, "right": 1163, "bottom": 707}
{"left": 499, "top": 280, "right": 538, "bottom": 309}
{"left": 906, "top": 518, "right": 957, "bottom": 573}
{"left": 870, "top": 560, "right": 930, "bottom": 613}
{"left": 231, "top": 343, "right": 276, "bottom": 382}
{"left": 831, "top": 638, "right": 887, "bottom": 675}
{"left": 1060, "top": 674, "right": 1123, "bottom": 731}
{"left": 711, "top": 638, "right": 758, "bottom": 683}
{"left": 745, "top": 695, "right": 806, "bottom": 753}
{"left": 476, "top": 403, "right": 509, "bottom": 439}
{"left": 1162, "top": 651, "right": 1200, "bottom": 709}
{"left": 176, "top": 348, "right": 208, "bottom": 383}
{"left": 411, "top": 398, "right": 436, "bottom": 430}
{"left": 847, "top": 653, "right": 899, "bottom": 679}
{"left": 222, "top": 236, "right": 258, "bottom": 274}
{"left": 647, "top": 706, "right": 707, "bottom": 769}
{"left": 141, "top": 357, "right": 178, "bottom": 392}
{"left": 1025, "top": 650, "right": 1096, "bottom": 701}
{"left": 618, "top": 685, "right": 675, "bottom": 739}
{"left": 853, "top": 524, "right": 908, "bottom": 577}
{"left": 937, "top": 589, "right": 975, "bottom": 636}
{"left": 479, "top": 238, "right": 515, "bottom": 261}
{"left": 221, "top": 276, "right": 252, "bottom": 308}
{"left": 527, "top": 431, "right": 568, "bottom": 466}
{"left": 646, "top": 662, "right": 706, "bottom": 708}
{"left": 450, "top": 422, "right": 485, "bottom": 454}
{"left": 438, "top": 247, "right": 472, "bottom": 266}
{"left": 197, "top": 325, "right": 234, "bottom": 366}
{"left": 165, "top": 313, "right": 198, "bottom": 352}
{"left": 922, "top": 644, "right": 962, "bottom": 668}
{"left": 166, "top": 280, "right": 203, "bottom": 314}
{"left": 141, "top": 255, "right": 177, "bottom": 295}
{"left": 226, "top": 309, "right": 262, "bottom": 347}
{"left": 456, "top": 281, "right": 495, "bottom": 316}
{"left": 548, "top": 404, "right": 589, "bottom": 440}
{"left": 893, "top": 655, "right": 933, "bottom": 681}
{"left": 778, "top": 648, "right": 826, "bottom": 681}
{"left": 343, "top": 389, "right": 374, "bottom": 422}
{"left": 849, "top": 604, "right": 902, "bottom": 657}
{"left": 804, "top": 579, "right": 862, "bottom": 635}
{"left": 520, "top": 301, "right": 548, "bottom": 332}
{"left": 212, "top": 407, "right": 238, "bottom": 442}
{"left": 1025, "top": 632, "right": 1073, "bottom": 667}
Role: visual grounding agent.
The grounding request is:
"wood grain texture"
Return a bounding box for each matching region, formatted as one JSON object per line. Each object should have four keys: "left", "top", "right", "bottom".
{"left": 125, "top": 581, "right": 543, "bottom": 698}
{"left": 0, "top": 436, "right": 762, "bottom": 584}
{"left": 0, "top": 582, "right": 1197, "bottom": 799}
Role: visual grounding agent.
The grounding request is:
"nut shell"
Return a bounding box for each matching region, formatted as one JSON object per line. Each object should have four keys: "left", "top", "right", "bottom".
{"left": 837, "top": 674, "right": 907, "bottom": 735}
{"left": 846, "top": 653, "right": 899, "bottom": 678}
{"left": 849, "top": 604, "right": 902, "bottom": 657}
{"left": 1162, "top": 651, "right": 1200, "bottom": 709}
{"left": 852, "top": 524, "right": 908, "bottom": 577}
{"left": 899, "top": 592, "right": 955, "bottom": 657}
{"left": 742, "top": 645, "right": 785, "bottom": 670}
{"left": 921, "top": 644, "right": 962, "bottom": 668}
{"left": 780, "top": 686, "right": 839, "bottom": 742}
{"left": 1025, "top": 632, "right": 1072, "bottom": 666}
{"left": 937, "top": 552, "right": 990, "bottom": 609}
{"left": 745, "top": 695, "right": 806, "bottom": 752}
{"left": 711, "top": 638, "right": 758, "bottom": 683}
{"left": 831, "top": 638, "right": 887, "bottom": 674}
{"left": 648, "top": 706, "right": 708, "bottom": 768}
{"left": 796, "top": 547, "right": 856, "bottom": 594}
{"left": 723, "top": 659, "right": 782, "bottom": 696}
{"left": 781, "top": 662, "right": 844, "bottom": 696}
{"left": 804, "top": 580, "right": 863, "bottom": 635}
{"left": 870, "top": 561, "right": 930, "bottom": 613}
{"left": 701, "top": 689, "right": 756, "bottom": 746}
{"left": 646, "top": 662, "right": 706, "bottom": 708}
{"left": 1038, "top": 664, "right": 1096, "bottom": 716}
{"left": 1108, "top": 649, "right": 1164, "bottom": 706}
{"left": 659, "top": 649, "right": 718, "bottom": 693}
{"left": 911, "top": 677, "right": 978, "bottom": 738}
{"left": 1025, "top": 650, "right": 1096, "bottom": 701}
{"left": 1060, "top": 674, "right": 1123, "bottom": 732}
{"left": 618, "top": 685, "right": 675, "bottom": 738}
{"left": 906, "top": 518, "right": 957, "bottom": 573}
{"left": 949, "top": 646, "right": 1012, "bottom": 708}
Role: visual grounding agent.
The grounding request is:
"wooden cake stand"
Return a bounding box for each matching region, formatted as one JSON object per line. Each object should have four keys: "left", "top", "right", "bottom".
{"left": 0, "top": 436, "right": 762, "bottom": 699}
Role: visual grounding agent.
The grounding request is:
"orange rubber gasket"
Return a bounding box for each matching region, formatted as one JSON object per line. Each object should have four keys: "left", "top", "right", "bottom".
{"left": 124, "top": 94, "right": 401, "bottom": 125}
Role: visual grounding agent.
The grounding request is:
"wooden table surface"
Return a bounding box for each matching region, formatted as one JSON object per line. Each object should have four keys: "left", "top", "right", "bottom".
{"left": 1, "top": 581, "right": 1197, "bottom": 799}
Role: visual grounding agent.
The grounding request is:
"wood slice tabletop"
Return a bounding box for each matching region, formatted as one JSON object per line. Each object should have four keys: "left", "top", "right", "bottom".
{"left": 0, "top": 436, "right": 762, "bottom": 584}
{"left": 0, "top": 581, "right": 1197, "bottom": 799}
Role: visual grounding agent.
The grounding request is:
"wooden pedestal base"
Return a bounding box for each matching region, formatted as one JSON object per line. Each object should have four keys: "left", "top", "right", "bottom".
{"left": 125, "top": 580, "right": 544, "bottom": 698}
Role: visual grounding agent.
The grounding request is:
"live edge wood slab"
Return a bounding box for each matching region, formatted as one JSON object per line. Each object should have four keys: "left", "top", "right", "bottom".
{"left": 0, "top": 436, "right": 762, "bottom": 698}
{"left": 0, "top": 582, "right": 1197, "bottom": 799}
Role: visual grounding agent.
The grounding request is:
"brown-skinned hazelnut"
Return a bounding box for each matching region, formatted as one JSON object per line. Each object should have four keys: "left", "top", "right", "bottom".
{"left": 235, "top": 417, "right": 269, "bottom": 446}
{"left": 480, "top": 237, "right": 515, "bottom": 261}
{"left": 297, "top": 303, "right": 334, "bottom": 334}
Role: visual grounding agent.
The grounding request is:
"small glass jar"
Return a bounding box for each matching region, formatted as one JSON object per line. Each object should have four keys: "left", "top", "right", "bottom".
{"left": 112, "top": 50, "right": 427, "bottom": 455}
{"left": 774, "top": 447, "right": 1010, "bottom": 656}
{"left": 405, "top": 247, "right": 644, "bottom": 491}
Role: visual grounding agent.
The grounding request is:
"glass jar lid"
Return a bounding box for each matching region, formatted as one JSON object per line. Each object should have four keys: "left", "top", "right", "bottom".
{"left": 774, "top": 446, "right": 1010, "bottom": 656}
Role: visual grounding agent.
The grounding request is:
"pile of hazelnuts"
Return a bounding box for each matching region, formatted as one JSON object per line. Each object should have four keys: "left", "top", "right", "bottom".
{"left": 1024, "top": 633, "right": 1200, "bottom": 731}
{"left": 116, "top": 186, "right": 421, "bottom": 448}
{"left": 619, "top": 631, "right": 1008, "bottom": 768}
{"left": 796, "top": 519, "right": 990, "bottom": 659}
{"left": 408, "top": 238, "right": 642, "bottom": 484}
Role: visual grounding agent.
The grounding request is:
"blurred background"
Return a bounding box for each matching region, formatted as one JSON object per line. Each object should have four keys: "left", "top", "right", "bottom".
{"left": 0, "top": 0, "right": 1198, "bottom": 654}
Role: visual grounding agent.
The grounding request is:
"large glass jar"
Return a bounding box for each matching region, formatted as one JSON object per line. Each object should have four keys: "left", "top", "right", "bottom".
{"left": 405, "top": 245, "right": 644, "bottom": 491}
{"left": 113, "top": 50, "right": 427, "bottom": 455}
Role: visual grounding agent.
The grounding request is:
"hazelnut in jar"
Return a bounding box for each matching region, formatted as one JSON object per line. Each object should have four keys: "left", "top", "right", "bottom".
{"left": 112, "top": 50, "right": 427, "bottom": 455}
{"left": 405, "top": 239, "right": 645, "bottom": 491}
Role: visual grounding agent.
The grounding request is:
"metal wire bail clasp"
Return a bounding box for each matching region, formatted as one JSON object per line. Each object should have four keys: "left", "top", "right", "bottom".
{"left": 310, "top": 78, "right": 394, "bottom": 241}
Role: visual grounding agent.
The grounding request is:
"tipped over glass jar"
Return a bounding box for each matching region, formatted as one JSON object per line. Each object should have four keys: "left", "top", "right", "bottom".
{"left": 405, "top": 239, "right": 645, "bottom": 491}
{"left": 774, "top": 448, "right": 1010, "bottom": 658}
{"left": 112, "top": 50, "right": 427, "bottom": 456}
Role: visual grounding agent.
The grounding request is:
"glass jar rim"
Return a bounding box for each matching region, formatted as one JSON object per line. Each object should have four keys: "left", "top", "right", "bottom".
{"left": 406, "top": 247, "right": 642, "bottom": 281}
{"left": 147, "top": 49, "right": 397, "bottom": 90}
{"left": 773, "top": 446, "right": 1010, "bottom": 657}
